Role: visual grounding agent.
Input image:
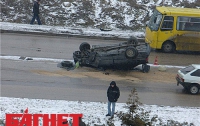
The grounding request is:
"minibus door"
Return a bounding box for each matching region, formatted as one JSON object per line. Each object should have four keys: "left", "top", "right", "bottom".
{"left": 157, "top": 16, "right": 174, "bottom": 50}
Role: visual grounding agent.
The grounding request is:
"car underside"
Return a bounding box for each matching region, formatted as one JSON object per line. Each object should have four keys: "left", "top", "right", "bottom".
{"left": 73, "top": 37, "right": 151, "bottom": 72}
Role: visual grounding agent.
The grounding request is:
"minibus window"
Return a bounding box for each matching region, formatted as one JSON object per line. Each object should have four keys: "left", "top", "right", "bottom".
{"left": 161, "top": 16, "right": 174, "bottom": 31}
{"left": 177, "top": 16, "right": 200, "bottom": 31}
{"left": 148, "top": 9, "right": 162, "bottom": 31}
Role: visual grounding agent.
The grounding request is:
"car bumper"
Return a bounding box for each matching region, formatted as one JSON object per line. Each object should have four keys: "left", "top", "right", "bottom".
{"left": 176, "top": 77, "right": 191, "bottom": 89}
{"left": 176, "top": 76, "right": 181, "bottom": 86}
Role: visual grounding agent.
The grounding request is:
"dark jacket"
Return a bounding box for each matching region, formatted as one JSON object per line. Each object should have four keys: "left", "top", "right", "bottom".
{"left": 107, "top": 81, "right": 120, "bottom": 102}
{"left": 33, "top": 1, "right": 40, "bottom": 15}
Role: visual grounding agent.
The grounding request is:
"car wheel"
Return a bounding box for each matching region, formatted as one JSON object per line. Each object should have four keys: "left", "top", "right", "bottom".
{"left": 127, "top": 37, "right": 138, "bottom": 46}
{"left": 189, "top": 84, "right": 199, "bottom": 95}
{"left": 79, "top": 42, "right": 90, "bottom": 52}
{"left": 142, "top": 64, "right": 150, "bottom": 73}
{"left": 61, "top": 61, "right": 74, "bottom": 68}
{"left": 125, "top": 47, "right": 138, "bottom": 59}
{"left": 162, "top": 41, "right": 175, "bottom": 53}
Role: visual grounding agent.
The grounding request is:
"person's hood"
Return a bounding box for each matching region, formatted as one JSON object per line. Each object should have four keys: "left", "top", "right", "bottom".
{"left": 110, "top": 81, "right": 116, "bottom": 86}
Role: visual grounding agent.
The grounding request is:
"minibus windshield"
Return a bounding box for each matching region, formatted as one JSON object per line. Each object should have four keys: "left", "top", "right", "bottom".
{"left": 147, "top": 9, "right": 162, "bottom": 31}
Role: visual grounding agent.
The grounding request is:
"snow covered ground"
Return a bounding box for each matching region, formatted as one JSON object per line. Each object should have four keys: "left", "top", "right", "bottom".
{"left": 1, "top": 97, "right": 200, "bottom": 126}
{"left": 0, "top": 22, "right": 145, "bottom": 39}
{"left": 1, "top": 22, "right": 200, "bottom": 126}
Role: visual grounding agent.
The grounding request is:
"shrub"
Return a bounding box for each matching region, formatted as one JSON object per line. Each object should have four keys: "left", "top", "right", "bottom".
{"left": 116, "top": 88, "right": 148, "bottom": 126}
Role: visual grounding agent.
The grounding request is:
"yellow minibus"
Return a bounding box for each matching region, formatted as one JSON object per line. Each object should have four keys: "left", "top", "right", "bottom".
{"left": 145, "top": 6, "right": 200, "bottom": 53}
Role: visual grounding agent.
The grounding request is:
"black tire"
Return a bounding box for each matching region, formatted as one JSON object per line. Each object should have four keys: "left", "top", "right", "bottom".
{"left": 189, "top": 84, "right": 199, "bottom": 95}
{"left": 127, "top": 37, "right": 138, "bottom": 46}
{"left": 61, "top": 61, "right": 74, "bottom": 67}
{"left": 79, "top": 42, "right": 90, "bottom": 52}
{"left": 162, "top": 41, "right": 175, "bottom": 53}
{"left": 142, "top": 64, "right": 150, "bottom": 73}
{"left": 125, "top": 47, "right": 138, "bottom": 59}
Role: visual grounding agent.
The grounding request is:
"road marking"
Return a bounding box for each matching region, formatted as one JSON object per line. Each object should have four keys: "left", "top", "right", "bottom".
{"left": 0, "top": 55, "right": 70, "bottom": 62}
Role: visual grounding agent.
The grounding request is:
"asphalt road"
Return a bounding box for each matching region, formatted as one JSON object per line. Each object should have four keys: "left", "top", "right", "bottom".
{"left": 1, "top": 33, "right": 200, "bottom": 107}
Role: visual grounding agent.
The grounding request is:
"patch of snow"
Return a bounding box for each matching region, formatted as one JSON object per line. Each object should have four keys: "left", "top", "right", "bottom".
{"left": 1, "top": 97, "right": 200, "bottom": 126}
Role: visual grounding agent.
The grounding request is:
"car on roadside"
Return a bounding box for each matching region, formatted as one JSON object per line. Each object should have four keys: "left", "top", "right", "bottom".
{"left": 73, "top": 37, "right": 151, "bottom": 72}
{"left": 176, "top": 64, "right": 200, "bottom": 95}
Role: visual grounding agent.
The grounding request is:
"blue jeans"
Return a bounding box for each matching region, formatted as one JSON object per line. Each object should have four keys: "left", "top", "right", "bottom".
{"left": 30, "top": 14, "right": 41, "bottom": 25}
{"left": 108, "top": 101, "right": 116, "bottom": 116}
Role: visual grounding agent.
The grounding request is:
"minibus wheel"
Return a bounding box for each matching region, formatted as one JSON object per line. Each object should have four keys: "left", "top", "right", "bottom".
{"left": 162, "top": 41, "right": 175, "bottom": 53}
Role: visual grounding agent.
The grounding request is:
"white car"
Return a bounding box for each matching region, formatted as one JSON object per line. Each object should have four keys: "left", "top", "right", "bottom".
{"left": 176, "top": 64, "right": 200, "bottom": 95}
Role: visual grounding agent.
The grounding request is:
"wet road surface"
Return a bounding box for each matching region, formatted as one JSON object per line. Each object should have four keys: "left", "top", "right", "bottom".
{"left": 1, "top": 33, "right": 200, "bottom": 107}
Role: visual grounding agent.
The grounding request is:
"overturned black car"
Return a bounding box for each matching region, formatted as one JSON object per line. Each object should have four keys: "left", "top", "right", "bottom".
{"left": 73, "top": 37, "right": 151, "bottom": 72}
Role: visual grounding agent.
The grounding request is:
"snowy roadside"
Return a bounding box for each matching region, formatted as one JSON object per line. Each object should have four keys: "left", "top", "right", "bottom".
{"left": 1, "top": 97, "right": 200, "bottom": 126}
{"left": 0, "top": 22, "right": 145, "bottom": 40}
{"left": 1, "top": 22, "right": 200, "bottom": 126}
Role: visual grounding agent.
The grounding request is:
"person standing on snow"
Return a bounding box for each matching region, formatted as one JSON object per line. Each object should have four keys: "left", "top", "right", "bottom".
{"left": 30, "top": 0, "right": 42, "bottom": 25}
{"left": 106, "top": 81, "right": 120, "bottom": 118}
